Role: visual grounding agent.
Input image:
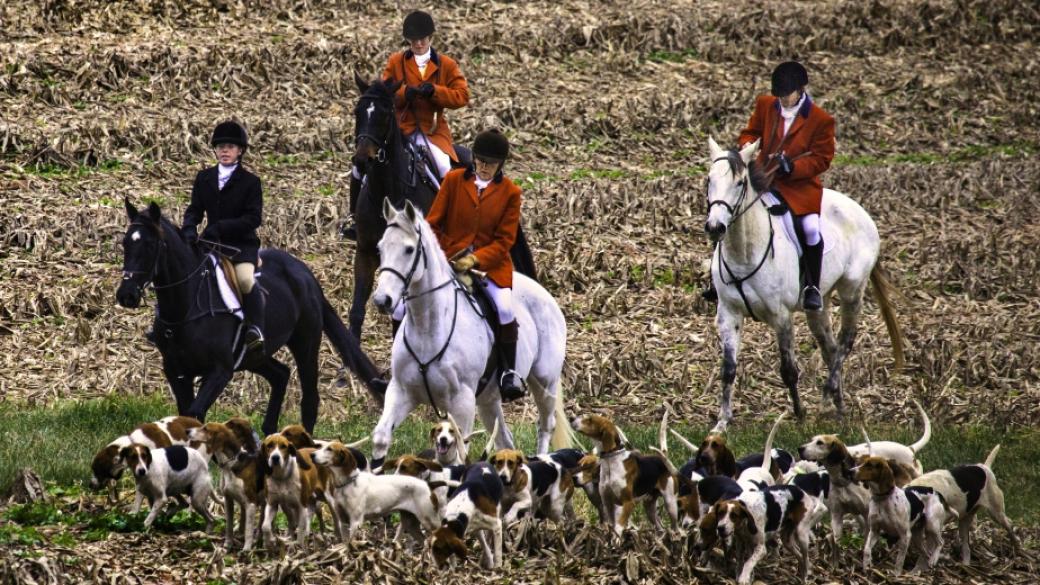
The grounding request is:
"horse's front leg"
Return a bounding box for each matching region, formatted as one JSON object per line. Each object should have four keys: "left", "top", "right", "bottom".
{"left": 188, "top": 369, "right": 234, "bottom": 423}
{"left": 714, "top": 306, "right": 743, "bottom": 432}
{"left": 349, "top": 246, "right": 379, "bottom": 338}
{"left": 775, "top": 315, "right": 804, "bottom": 420}
{"left": 805, "top": 301, "right": 839, "bottom": 409}
{"left": 251, "top": 358, "right": 291, "bottom": 436}
{"left": 477, "top": 397, "right": 516, "bottom": 453}
{"left": 370, "top": 379, "right": 417, "bottom": 470}
{"left": 164, "top": 367, "right": 195, "bottom": 417}
{"left": 823, "top": 294, "right": 864, "bottom": 416}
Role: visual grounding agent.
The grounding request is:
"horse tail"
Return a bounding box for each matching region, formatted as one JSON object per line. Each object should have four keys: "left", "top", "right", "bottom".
{"left": 550, "top": 385, "right": 573, "bottom": 450}
{"left": 321, "top": 298, "right": 384, "bottom": 400}
{"left": 869, "top": 261, "right": 905, "bottom": 372}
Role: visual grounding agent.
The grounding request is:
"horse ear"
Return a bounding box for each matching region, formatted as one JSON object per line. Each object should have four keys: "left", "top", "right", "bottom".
{"left": 739, "top": 139, "right": 760, "bottom": 164}
{"left": 403, "top": 199, "right": 418, "bottom": 223}
{"left": 382, "top": 197, "right": 396, "bottom": 221}
{"left": 146, "top": 201, "right": 162, "bottom": 223}
{"left": 386, "top": 78, "right": 403, "bottom": 94}
{"left": 354, "top": 70, "right": 369, "bottom": 93}
{"left": 124, "top": 197, "right": 138, "bottom": 220}
{"left": 707, "top": 136, "right": 724, "bottom": 161}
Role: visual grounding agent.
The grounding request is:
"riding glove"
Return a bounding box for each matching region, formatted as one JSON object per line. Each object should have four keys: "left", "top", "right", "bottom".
{"left": 452, "top": 254, "right": 479, "bottom": 272}
{"left": 405, "top": 86, "right": 421, "bottom": 102}
{"left": 776, "top": 152, "right": 793, "bottom": 177}
{"left": 418, "top": 82, "right": 435, "bottom": 98}
{"left": 202, "top": 224, "right": 220, "bottom": 241}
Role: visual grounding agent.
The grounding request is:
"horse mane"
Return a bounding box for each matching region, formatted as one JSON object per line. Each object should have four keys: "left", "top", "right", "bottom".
{"left": 411, "top": 208, "right": 452, "bottom": 273}
{"left": 363, "top": 77, "right": 397, "bottom": 104}
{"left": 720, "top": 149, "right": 771, "bottom": 195}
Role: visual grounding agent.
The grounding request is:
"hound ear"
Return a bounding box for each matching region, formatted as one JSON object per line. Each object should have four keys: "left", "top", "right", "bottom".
{"left": 420, "top": 459, "right": 443, "bottom": 471}
{"left": 382, "top": 457, "right": 398, "bottom": 471}
{"left": 146, "top": 201, "right": 161, "bottom": 222}
{"left": 707, "top": 136, "right": 723, "bottom": 161}
{"left": 382, "top": 197, "right": 396, "bottom": 221}
{"left": 295, "top": 451, "right": 312, "bottom": 471}
{"left": 119, "top": 446, "right": 133, "bottom": 460}
{"left": 739, "top": 139, "right": 760, "bottom": 163}
{"left": 488, "top": 453, "right": 498, "bottom": 465}
{"left": 354, "top": 70, "right": 369, "bottom": 92}
{"left": 403, "top": 199, "right": 418, "bottom": 223}
{"left": 124, "top": 197, "right": 138, "bottom": 220}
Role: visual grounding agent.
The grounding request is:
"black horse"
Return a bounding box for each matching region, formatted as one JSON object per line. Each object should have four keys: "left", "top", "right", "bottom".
{"left": 116, "top": 199, "right": 384, "bottom": 435}
{"left": 347, "top": 74, "right": 537, "bottom": 336}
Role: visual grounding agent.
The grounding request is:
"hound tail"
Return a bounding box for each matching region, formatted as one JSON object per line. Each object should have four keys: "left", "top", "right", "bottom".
{"left": 909, "top": 400, "right": 931, "bottom": 454}
{"left": 869, "top": 262, "right": 905, "bottom": 372}
{"left": 760, "top": 413, "right": 785, "bottom": 474}
{"left": 984, "top": 444, "right": 1001, "bottom": 468}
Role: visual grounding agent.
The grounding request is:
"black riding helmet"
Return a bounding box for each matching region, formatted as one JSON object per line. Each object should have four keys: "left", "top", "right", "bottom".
{"left": 211, "top": 121, "right": 249, "bottom": 150}
{"left": 771, "top": 61, "right": 809, "bottom": 97}
{"left": 472, "top": 129, "right": 509, "bottom": 161}
{"left": 403, "top": 10, "right": 435, "bottom": 40}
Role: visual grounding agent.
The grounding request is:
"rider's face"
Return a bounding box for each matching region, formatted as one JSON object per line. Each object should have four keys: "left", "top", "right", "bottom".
{"left": 474, "top": 157, "right": 501, "bottom": 182}
{"left": 779, "top": 89, "right": 802, "bottom": 108}
{"left": 214, "top": 143, "right": 242, "bottom": 166}
{"left": 408, "top": 35, "right": 432, "bottom": 55}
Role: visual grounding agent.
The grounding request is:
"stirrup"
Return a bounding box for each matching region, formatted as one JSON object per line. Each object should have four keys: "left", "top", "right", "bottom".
{"left": 499, "top": 369, "right": 527, "bottom": 403}
{"left": 244, "top": 326, "right": 265, "bottom": 352}
{"left": 802, "top": 286, "right": 823, "bottom": 311}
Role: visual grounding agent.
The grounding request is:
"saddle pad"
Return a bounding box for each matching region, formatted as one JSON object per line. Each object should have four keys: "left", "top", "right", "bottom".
{"left": 762, "top": 192, "right": 835, "bottom": 257}
{"left": 209, "top": 254, "right": 244, "bottom": 319}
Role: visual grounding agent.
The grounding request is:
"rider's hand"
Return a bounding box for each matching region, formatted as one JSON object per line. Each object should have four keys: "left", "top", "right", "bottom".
{"left": 202, "top": 224, "right": 220, "bottom": 241}
{"left": 405, "top": 86, "right": 421, "bottom": 102}
{"left": 452, "top": 254, "right": 479, "bottom": 272}
{"left": 418, "top": 82, "right": 435, "bottom": 98}
{"left": 776, "top": 152, "right": 793, "bottom": 178}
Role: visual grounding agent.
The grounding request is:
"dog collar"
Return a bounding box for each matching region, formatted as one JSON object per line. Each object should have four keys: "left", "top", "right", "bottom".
{"left": 600, "top": 448, "right": 627, "bottom": 459}
{"left": 335, "top": 472, "right": 360, "bottom": 489}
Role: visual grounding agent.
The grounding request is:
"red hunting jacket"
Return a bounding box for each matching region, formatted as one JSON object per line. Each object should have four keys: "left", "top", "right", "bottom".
{"left": 427, "top": 168, "right": 521, "bottom": 288}
{"left": 383, "top": 48, "right": 469, "bottom": 161}
{"left": 738, "top": 94, "right": 835, "bottom": 215}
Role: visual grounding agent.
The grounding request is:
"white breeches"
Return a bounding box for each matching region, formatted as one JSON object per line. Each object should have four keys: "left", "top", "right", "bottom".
{"left": 393, "top": 280, "right": 514, "bottom": 325}
{"left": 800, "top": 213, "right": 821, "bottom": 246}
{"left": 234, "top": 262, "right": 256, "bottom": 294}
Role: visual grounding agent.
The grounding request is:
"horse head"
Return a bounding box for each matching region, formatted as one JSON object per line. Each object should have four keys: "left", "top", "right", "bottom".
{"left": 117, "top": 198, "right": 168, "bottom": 308}
{"left": 352, "top": 72, "right": 403, "bottom": 169}
{"left": 704, "top": 137, "right": 762, "bottom": 242}
{"left": 372, "top": 199, "right": 428, "bottom": 314}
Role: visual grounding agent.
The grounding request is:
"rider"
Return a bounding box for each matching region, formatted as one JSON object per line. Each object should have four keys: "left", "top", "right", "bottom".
{"left": 181, "top": 120, "right": 266, "bottom": 355}
{"left": 420, "top": 129, "right": 526, "bottom": 402}
{"left": 737, "top": 61, "right": 835, "bottom": 311}
{"left": 342, "top": 10, "right": 470, "bottom": 241}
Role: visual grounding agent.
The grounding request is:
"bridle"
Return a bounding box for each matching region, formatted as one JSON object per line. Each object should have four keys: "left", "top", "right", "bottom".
{"left": 355, "top": 94, "right": 396, "bottom": 164}
{"left": 121, "top": 221, "right": 167, "bottom": 296}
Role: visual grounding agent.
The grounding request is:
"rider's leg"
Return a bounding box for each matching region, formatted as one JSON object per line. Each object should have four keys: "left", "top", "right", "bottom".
{"left": 341, "top": 166, "right": 362, "bottom": 241}
{"left": 410, "top": 134, "right": 452, "bottom": 182}
{"left": 236, "top": 262, "right": 265, "bottom": 353}
{"left": 487, "top": 281, "right": 525, "bottom": 402}
{"left": 800, "top": 213, "right": 823, "bottom": 311}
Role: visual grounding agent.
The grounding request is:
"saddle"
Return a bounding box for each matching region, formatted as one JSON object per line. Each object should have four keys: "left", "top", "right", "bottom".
{"left": 216, "top": 255, "right": 242, "bottom": 304}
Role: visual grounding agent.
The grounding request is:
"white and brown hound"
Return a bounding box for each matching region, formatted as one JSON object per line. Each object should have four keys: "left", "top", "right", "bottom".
{"left": 121, "top": 443, "right": 214, "bottom": 531}
{"left": 431, "top": 462, "right": 504, "bottom": 569}
{"left": 90, "top": 416, "right": 201, "bottom": 498}
{"left": 258, "top": 434, "right": 331, "bottom": 550}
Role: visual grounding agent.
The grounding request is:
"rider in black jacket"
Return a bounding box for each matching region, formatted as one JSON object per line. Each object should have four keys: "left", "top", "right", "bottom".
{"left": 181, "top": 121, "right": 266, "bottom": 355}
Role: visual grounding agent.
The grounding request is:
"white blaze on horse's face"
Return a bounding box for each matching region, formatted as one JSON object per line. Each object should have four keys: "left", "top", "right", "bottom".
{"left": 130, "top": 230, "right": 141, "bottom": 242}
{"left": 366, "top": 102, "right": 375, "bottom": 121}
{"left": 373, "top": 200, "right": 423, "bottom": 314}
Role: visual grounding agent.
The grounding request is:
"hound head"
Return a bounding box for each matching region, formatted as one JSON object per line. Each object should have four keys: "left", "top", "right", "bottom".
{"left": 261, "top": 434, "right": 302, "bottom": 475}
{"left": 90, "top": 443, "right": 126, "bottom": 489}
{"left": 852, "top": 455, "right": 894, "bottom": 487}
{"left": 489, "top": 449, "right": 527, "bottom": 487}
{"left": 798, "top": 434, "right": 850, "bottom": 467}
{"left": 697, "top": 432, "right": 729, "bottom": 467}
{"left": 279, "top": 424, "right": 317, "bottom": 450}
{"left": 187, "top": 422, "right": 241, "bottom": 465}
{"left": 431, "top": 521, "right": 468, "bottom": 567}
{"left": 713, "top": 499, "right": 755, "bottom": 546}
{"left": 384, "top": 454, "right": 444, "bottom": 478}
{"left": 312, "top": 441, "right": 358, "bottom": 474}
{"left": 576, "top": 454, "right": 600, "bottom": 487}
{"left": 119, "top": 444, "right": 153, "bottom": 479}
{"left": 224, "top": 417, "right": 259, "bottom": 453}
{"left": 571, "top": 415, "right": 623, "bottom": 452}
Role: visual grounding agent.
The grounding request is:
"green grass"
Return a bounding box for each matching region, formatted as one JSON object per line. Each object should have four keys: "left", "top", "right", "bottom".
{"left": 1, "top": 396, "right": 1038, "bottom": 525}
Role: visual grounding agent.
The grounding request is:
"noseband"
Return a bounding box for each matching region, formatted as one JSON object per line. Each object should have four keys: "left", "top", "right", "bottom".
{"left": 707, "top": 156, "right": 751, "bottom": 220}
{"left": 121, "top": 221, "right": 166, "bottom": 295}
{"left": 375, "top": 222, "right": 428, "bottom": 301}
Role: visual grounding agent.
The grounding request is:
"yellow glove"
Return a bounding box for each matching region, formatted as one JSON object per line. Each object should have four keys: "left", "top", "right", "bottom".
{"left": 453, "top": 254, "right": 479, "bottom": 272}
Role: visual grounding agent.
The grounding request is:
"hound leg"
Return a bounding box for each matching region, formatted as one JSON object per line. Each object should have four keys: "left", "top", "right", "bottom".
{"left": 191, "top": 482, "right": 215, "bottom": 533}
{"left": 737, "top": 542, "right": 766, "bottom": 585}
{"left": 862, "top": 526, "right": 877, "bottom": 571}
{"left": 893, "top": 529, "right": 910, "bottom": 575}
{"left": 242, "top": 502, "right": 256, "bottom": 551}
{"left": 714, "top": 307, "right": 743, "bottom": 432}
{"left": 224, "top": 495, "right": 236, "bottom": 547}
{"left": 531, "top": 379, "right": 558, "bottom": 455}
{"left": 644, "top": 496, "right": 662, "bottom": 531}
{"left": 144, "top": 493, "right": 166, "bottom": 530}
{"left": 252, "top": 358, "right": 291, "bottom": 436}
{"left": 986, "top": 486, "right": 1021, "bottom": 555}
{"left": 776, "top": 315, "right": 804, "bottom": 420}
{"left": 262, "top": 503, "right": 278, "bottom": 550}
{"left": 491, "top": 519, "right": 504, "bottom": 568}
{"left": 477, "top": 530, "right": 494, "bottom": 568}
{"left": 371, "top": 381, "right": 417, "bottom": 469}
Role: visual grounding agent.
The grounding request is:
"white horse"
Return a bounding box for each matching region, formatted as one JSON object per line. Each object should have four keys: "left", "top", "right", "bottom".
{"left": 369, "top": 199, "right": 571, "bottom": 467}
{"left": 704, "top": 137, "right": 904, "bottom": 431}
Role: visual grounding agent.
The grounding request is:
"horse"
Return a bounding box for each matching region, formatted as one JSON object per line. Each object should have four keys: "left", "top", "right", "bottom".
{"left": 367, "top": 199, "right": 570, "bottom": 468}
{"left": 116, "top": 199, "right": 385, "bottom": 435}
{"left": 347, "top": 74, "right": 439, "bottom": 337}
{"left": 703, "top": 137, "right": 904, "bottom": 431}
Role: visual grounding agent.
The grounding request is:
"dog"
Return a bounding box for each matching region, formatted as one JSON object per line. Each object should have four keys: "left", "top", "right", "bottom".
{"left": 187, "top": 419, "right": 264, "bottom": 550}
{"left": 908, "top": 444, "right": 1019, "bottom": 563}
{"left": 312, "top": 441, "right": 442, "bottom": 544}
{"left": 427, "top": 415, "right": 487, "bottom": 467}
{"left": 431, "top": 462, "right": 504, "bottom": 569}
{"left": 574, "top": 453, "right": 607, "bottom": 524}
{"left": 489, "top": 449, "right": 573, "bottom": 524}
{"left": 572, "top": 414, "right": 679, "bottom": 535}
{"left": 799, "top": 400, "right": 931, "bottom": 474}
{"left": 121, "top": 443, "right": 214, "bottom": 531}
{"left": 701, "top": 484, "right": 814, "bottom": 585}
{"left": 735, "top": 414, "right": 786, "bottom": 492}
{"left": 258, "top": 434, "right": 331, "bottom": 549}
{"left": 90, "top": 416, "right": 201, "bottom": 497}
{"left": 854, "top": 456, "right": 947, "bottom": 574}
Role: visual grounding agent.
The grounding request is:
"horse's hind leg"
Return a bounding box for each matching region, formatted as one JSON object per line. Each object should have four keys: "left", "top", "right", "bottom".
{"left": 252, "top": 358, "right": 291, "bottom": 436}
{"left": 824, "top": 288, "right": 866, "bottom": 415}
{"left": 477, "top": 400, "right": 516, "bottom": 452}
{"left": 714, "top": 307, "right": 743, "bottom": 432}
{"left": 775, "top": 315, "right": 804, "bottom": 420}
{"left": 529, "top": 378, "right": 558, "bottom": 454}
{"left": 289, "top": 335, "right": 322, "bottom": 434}
{"left": 349, "top": 248, "right": 379, "bottom": 338}
{"left": 165, "top": 368, "right": 195, "bottom": 417}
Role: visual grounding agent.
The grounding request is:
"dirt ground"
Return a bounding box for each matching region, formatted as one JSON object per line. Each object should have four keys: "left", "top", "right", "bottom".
{"left": 1, "top": 0, "right": 1038, "bottom": 582}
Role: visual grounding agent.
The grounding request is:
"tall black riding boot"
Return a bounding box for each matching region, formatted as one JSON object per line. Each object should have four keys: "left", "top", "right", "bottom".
{"left": 340, "top": 174, "right": 361, "bottom": 241}
{"left": 497, "top": 320, "right": 526, "bottom": 403}
{"left": 242, "top": 287, "right": 266, "bottom": 355}
{"left": 802, "top": 240, "right": 824, "bottom": 311}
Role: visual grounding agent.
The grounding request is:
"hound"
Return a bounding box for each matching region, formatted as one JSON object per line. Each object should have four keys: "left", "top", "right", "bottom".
{"left": 701, "top": 484, "right": 814, "bottom": 585}
{"left": 258, "top": 434, "right": 331, "bottom": 549}
{"left": 312, "top": 441, "right": 441, "bottom": 543}
{"left": 854, "top": 456, "right": 947, "bottom": 574}
{"left": 490, "top": 449, "right": 573, "bottom": 524}
{"left": 572, "top": 414, "right": 679, "bottom": 535}
{"left": 574, "top": 453, "right": 606, "bottom": 524}
{"left": 90, "top": 416, "right": 201, "bottom": 497}
{"left": 428, "top": 414, "right": 487, "bottom": 467}
{"left": 121, "top": 444, "right": 214, "bottom": 531}
{"left": 799, "top": 401, "right": 931, "bottom": 474}
{"left": 187, "top": 420, "right": 263, "bottom": 550}
{"left": 431, "top": 462, "right": 505, "bottom": 569}
{"left": 908, "top": 444, "right": 1019, "bottom": 563}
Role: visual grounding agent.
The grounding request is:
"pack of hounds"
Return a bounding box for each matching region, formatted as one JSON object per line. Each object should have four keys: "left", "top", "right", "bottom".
{"left": 89, "top": 402, "right": 1019, "bottom": 583}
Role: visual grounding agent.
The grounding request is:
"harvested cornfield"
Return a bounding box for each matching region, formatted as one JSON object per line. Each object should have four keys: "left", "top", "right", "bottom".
{"left": 1, "top": 0, "right": 1038, "bottom": 582}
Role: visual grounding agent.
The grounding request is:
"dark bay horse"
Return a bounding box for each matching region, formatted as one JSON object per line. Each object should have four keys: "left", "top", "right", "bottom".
{"left": 347, "top": 74, "right": 538, "bottom": 336}
{"left": 117, "top": 199, "right": 384, "bottom": 435}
